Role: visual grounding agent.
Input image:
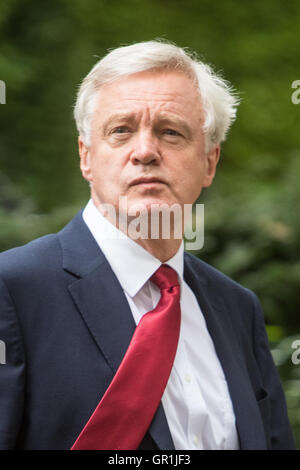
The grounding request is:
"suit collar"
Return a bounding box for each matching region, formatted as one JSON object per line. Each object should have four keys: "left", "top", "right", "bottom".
{"left": 58, "top": 209, "right": 105, "bottom": 278}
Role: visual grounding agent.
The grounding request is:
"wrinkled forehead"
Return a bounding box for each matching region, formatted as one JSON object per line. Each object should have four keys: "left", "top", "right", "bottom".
{"left": 92, "top": 69, "right": 204, "bottom": 126}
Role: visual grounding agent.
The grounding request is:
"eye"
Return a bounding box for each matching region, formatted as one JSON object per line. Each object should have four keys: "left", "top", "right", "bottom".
{"left": 163, "top": 129, "right": 182, "bottom": 137}
{"left": 112, "top": 126, "right": 130, "bottom": 134}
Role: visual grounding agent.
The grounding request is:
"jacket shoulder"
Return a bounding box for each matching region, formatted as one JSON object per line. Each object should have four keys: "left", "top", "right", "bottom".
{"left": 0, "top": 234, "right": 60, "bottom": 281}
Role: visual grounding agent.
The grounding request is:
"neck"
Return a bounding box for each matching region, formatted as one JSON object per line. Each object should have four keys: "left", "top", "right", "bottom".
{"left": 133, "top": 237, "right": 182, "bottom": 262}
{"left": 92, "top": 197, "right": 183, "bottom": 262}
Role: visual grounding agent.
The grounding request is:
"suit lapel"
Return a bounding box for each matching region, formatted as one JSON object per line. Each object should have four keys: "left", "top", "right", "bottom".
{"left": 58, "top": 211, "right": 174, "bottom": 450}
{"left": 184, "top": 253, "right": 267, "bottom": 450}
{"left": 68, "top": 262, "right": 137, "bottom": 372}
{"left": 58, "top": 211, "right": 135, "bottom": 372}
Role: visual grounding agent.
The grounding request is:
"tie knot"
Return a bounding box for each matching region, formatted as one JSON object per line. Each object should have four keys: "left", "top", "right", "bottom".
{"left": 150, "top": 264, "right": 180, "bottom": 291}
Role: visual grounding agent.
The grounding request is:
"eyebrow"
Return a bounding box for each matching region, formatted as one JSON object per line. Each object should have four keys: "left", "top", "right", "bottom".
{"left": 99, "top": 113, "right": 136, "bottom": 135}
{"left": 157, "top": 115, "right": 193, "bottom": 139}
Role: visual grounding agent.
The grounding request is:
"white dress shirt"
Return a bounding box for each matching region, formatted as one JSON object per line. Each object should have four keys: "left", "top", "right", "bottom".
{"left": 82, "top": 199, "right": 239, "bottom": 450}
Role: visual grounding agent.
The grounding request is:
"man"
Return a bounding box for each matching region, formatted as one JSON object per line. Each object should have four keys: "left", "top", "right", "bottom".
{"left": 0, "top": 40, "right": 295, "bottom": 450}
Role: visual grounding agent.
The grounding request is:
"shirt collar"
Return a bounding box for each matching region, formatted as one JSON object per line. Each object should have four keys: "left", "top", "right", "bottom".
{"left": 82, "top": 199, "right": 184, "bottom": 298}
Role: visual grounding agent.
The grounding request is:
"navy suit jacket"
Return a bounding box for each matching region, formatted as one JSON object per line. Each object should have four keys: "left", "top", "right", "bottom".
{"left": 0, "top": 210, "right": 295, "bottom": 450}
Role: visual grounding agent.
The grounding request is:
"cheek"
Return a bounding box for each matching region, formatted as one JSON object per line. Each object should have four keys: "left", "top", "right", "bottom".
{"left": 178, "top": 159, "right": 205, "bottom": 199}
{"left": 177, "top": 153, "right": 204, "bottom": 182}
{"left": 90, "top": 153, "right": 126, "bottom": 198}
{"left": 89, "top": 147, "right": 114, "bottom": 179}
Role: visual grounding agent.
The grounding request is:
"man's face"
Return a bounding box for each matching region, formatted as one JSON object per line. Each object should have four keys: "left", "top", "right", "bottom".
{"left": 79, "top": 69, "right": 220, "bottom": 220}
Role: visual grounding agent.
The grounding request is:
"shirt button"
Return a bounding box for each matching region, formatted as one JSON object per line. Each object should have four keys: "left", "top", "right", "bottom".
{"left": 185, "top": 373, "right": 191, "bottom": 383}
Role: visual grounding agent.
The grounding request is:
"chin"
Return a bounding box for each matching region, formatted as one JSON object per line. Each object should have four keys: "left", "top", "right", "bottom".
{"left": 127, "top": 198, "right": 180, "bottom": 215}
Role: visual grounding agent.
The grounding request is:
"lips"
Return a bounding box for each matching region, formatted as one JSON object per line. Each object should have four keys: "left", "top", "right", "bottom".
{"left": 129, "top": 177, "right": 166, "bottom": 187}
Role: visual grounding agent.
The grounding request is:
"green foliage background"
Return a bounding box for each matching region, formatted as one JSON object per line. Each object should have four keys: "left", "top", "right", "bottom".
{"left": 0, "top": 0, "right": 299, "bottom": 448}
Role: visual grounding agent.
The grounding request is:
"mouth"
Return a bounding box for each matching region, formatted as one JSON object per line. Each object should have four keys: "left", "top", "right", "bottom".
{"left": 129, "top": 177, "right": 167, "bottom": 187}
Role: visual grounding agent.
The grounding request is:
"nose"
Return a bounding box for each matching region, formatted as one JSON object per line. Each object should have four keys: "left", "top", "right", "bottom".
{"left": 130, "top": 130, "right": 161, "bottom": 166}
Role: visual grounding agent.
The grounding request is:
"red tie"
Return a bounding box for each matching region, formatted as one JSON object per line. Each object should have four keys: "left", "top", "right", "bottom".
{"left": 71, "top": 264, "right": 181, "bottom": 450}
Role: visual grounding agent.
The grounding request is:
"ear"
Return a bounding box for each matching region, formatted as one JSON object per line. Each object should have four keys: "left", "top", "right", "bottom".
{"left": 78, "top": 136, "right": 93, "bottom": 183}
{"left": 203, "top": 144, "right": 220, "bottom": 188}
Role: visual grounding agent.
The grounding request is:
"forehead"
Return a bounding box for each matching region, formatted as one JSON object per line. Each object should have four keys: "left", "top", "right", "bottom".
{"left": 93, "top": 70, "right": 203, "bottom": 124}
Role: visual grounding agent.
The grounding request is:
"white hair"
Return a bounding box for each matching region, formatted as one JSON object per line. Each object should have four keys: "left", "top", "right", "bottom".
{"left": 74, "top": 40, "right": 239, "bottom": 151}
